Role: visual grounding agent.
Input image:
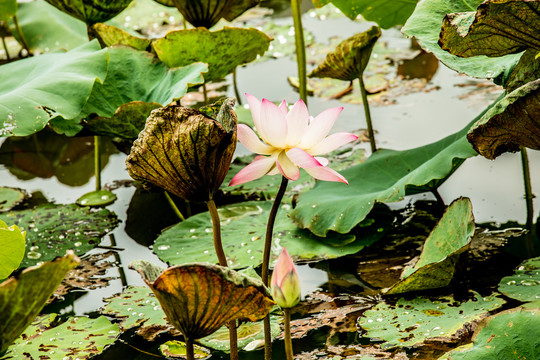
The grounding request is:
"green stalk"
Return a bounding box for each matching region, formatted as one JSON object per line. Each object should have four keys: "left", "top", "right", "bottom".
{"left": 358, "top": 76, "right": 376, "bottom": 153}
{"left": 291, "top": 0, "right": 307, "bottom": 104}
{"left": 203, "top": 83, "right": 208, "bottom": 104}
{"left": 521, "top": 147, "right": 536, "bottom": 255}
{"left": 12, "top": 15, "right": 30, "bottom": 56}
{"left": 94, "top": 135, "right": 101, "bottom": 191}
{"left": 262, "top": 176, "right": 289, "bottom": 360}
{"left": 283, "top": 308, "right": 294, "bottom": 360}
{"left": 164, "top": 191, "right": 186, "bottom": 221}
{"left": 233, "top": 68, "right": 242, "bottom": 105}
{"left": 1, "top": 36, "right": 10, "bottom": 61}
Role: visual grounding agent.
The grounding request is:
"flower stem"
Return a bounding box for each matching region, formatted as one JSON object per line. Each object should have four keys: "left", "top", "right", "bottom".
{"left": 358, "top": 76, "right": 376, "bottom": 153}
{"left": 283, "top": 308, "right": 294, "bottom": 360}
{"left": 94, "top": 135, "right": 101, "bottom": 191}
{"left": 291, "top": 0, "right": 307, "bottom": 104}
{"left": 164, "top": 191, "right": 185, "bottom": 221}
{"left": 185, "top": 337, "right": 195, "bottom": 360}
{"left": 521, "top": 147, "right": 536, "bottom": 255}
{"left": 262, "top": 176, "right": 289, "bottom": 360}
{"left": 233, "top": 68, "right": 242, "bottom": 105}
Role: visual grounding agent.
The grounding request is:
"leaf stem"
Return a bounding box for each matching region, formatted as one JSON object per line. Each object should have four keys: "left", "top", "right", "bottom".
{"left": 12, "top": 15, "right": 30, "bottom": 56}
{"left": 185, "top": 337, "right": 195, "bottom": 360}
{"left": 521, "top": 147, "right": 536, "bottom": 255}
{"left": 262, "top": 176, "right": 289, "bottom": 360}
{"left": 291, "top": 0, "right": 307, "bottom": 104}
{"left": 1, "top": 35, "right": 10, "bottom": 61}
{"left": 358, "top": 76, "right": 376, "bottom": 153}
{"left": 94, "top": 135, "right": 101, "bottom": 191}
{"left": 233, "top": 68, "right": 242, "bottom": 105}
{"left": 283, "top": 308, "right": 294, "bottom": 360}
{"left": 164, "top": 191, "right": 185, "bottom": 221}
{"left": 203, "top": 83, "right": 208, "bottom": 104}
{"left": 206, "top": 199, "right": 227, "bottom": 267}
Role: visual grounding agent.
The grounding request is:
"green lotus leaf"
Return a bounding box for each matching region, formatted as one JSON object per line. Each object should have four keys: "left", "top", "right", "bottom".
{"left": 129, "top": 260, "right": 275, "bottom": 340}
{"left": 126, "top": 99, "right": 237, "bottom": 202}
{"left": 357, "top": 292, "right": 505, "bottom": 349}
{"left": 12, "top": 1, "right": 87, "bottom": 54}
{"left": 0, "top": 204, "right": 119, "bottom": 268}
{"left": 0, "top": 0, "right": 16, "bottom": 22}
{"left": 160, "top": 340, "right": 211, "bottom": 359}
{"left": 505, "top": 49, "right": 540, "bottom": 93}
{"left": 152, "top": 27, "right": 272, "bottom": 82}
{"left": 498, "top": 256, "right": 540, "bottom": 303}
{"left": 439, "top": 0, "right": 540, "bottom": 58}
{"left": 443, "top": 306, "right": 540, "bottom": 359}
{"left": 54, "top": 45, "right": 207, "bottom": 136}
{"left": 154, "top": 200, "right": 388, "bottom": 268}
{"left": 0, "top": 187, "right": 25, "bottom": 212}
{"left": 0, "top": 220, "right": 25, "bottom": 280}
{"left": 467, "top": 78, "right": 540, "bottom": 159}
{"left": 169, "top": 0, "right": 258, "bottom": 28}
{"left": 0, "top": 40, "right": 107, "bottom": 137}
{"left": 402, "top": 0, "right": 522, "bottom": 81}
{"left": 89, "top": 23, "right": 152, "bottom": 50}
{"left": 2, "top": 314, "right": 119, "bottom": 359}
{"left": 386, "top": 198, "right": 474, "bottom": 294}
{"left": 289, "top": 96, "right": 502, "bottom": 236}
{"left": 43, "top": 0, "right": 133, "bottom": 25}
{"left": 0, "top": 251, "right": 80, "bottom": 355}
{"left": 308, "top": 26, "right": 381, "bottom": 81}
{"left": 312, "top": 0, "right": 417, "bottom": 29}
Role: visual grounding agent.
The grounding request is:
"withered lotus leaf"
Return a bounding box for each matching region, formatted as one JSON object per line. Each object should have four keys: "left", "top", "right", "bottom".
{"left": 467, "top": 78, "right": 540, "bottom": 159}
{"left": 44, "top": 0, "right": 133, "bottom": 25}
{"left": 170, "top": 0, "right": 259, "bottom": 28}
{"left": 129, "top": 260, "right": 275, "bottom": 340}
{"left": 439, "top": 0, "right": 540, "bottom": 58}
{"left": 125, "top": 98, "right": 237, "bottom": 202}
{"left": 308, "top": 26, "right": 381, "bottom": 81}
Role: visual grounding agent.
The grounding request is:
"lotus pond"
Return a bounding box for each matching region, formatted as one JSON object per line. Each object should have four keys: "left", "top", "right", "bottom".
{"left": 1, "top": 0, "right": 540, "bottom": 359}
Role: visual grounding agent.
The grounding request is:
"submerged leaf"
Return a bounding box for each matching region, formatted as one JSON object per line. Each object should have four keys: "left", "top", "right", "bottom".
{"left": 0, "top": 220, "right": 25, "bottom": 280}
{"left": 309, "top": 26, "right": 381, "bottom": 81}
{"left": 152, "top": 27, "right": 271, "bottom": 82}
{"left": 386, "top": 198, "right": 474, "bottom": 294}
{"left": 498, "top": 256, "right": 540, "bottom": 303}
{"left": 467, "top": 79, "right": 540, "bottom": 159}
{"left": 0, "top": 251, "right": 80, "bottom": 354}
{"left": 43, "top": 0, "right": 133, "bottom": 25}
{"left": 439, "top": 0, "right": 540, "bottom": 58}
{"left": 129, "top": 260, "right": 275, "bottom": 340}
{"left": 169, "top": 0, "right": 258, "bottom": 28}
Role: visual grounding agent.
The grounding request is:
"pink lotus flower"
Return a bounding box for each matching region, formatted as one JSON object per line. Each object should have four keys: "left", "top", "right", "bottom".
{"left": 229, "top": 94, "right": 358, "bottom": 186}
{"left": 271, "top": 247, "right": 301, "bottom": 308}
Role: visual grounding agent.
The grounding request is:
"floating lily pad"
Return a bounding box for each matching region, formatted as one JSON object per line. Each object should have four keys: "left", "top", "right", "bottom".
{"left": 498, "top": 256, "right": 540, "bottom": 303}
{"left": 386, "top": 198, "right": 474, "bottom": 294}
{"left": 152, "top": 27, "right": 271, "bottom": 82}
{"left": 154, "top": 200, "right": 387, "bottom": 268}
{"left": 0, "top": 204, "right": 119, "bottom": 268}
{"left": 402, "top": 0, "right": 521, "bottom": 81}
{"left": 358, "top": 292, "right": 505, "bottom": 349}
{"left": 439, "top": 0, "right": 540, "bottom": 58}
{"left": 0, "top": 41, "right": 107, "bottom": 137}
{"left": 0, "top": 220, "right": 25, "bottom": 280}
{"left": 43, "top": 0, "right": 133, "bottom": 25}
{"left": 159, "top": 340, "right": 211, "bottom": 359}
{"left": 467, "top": 78, "right": 540, "bottom": 159}
{"left": 442, "top": 305, "right": 540, "bottom": 359}
{"left": 0, "top": 187, "right": 25, "bottom": 212}
{"left": 89, "top": 23, "right": 151, "bottom": 50}
{"left": 0, "top": 251, "right": 80, "bottom": 354}
{"left": 2, "top": 315, "right": 119, "bottom": 359}
{"left": 77, "top": 189, "right": 117, "bottom": 207}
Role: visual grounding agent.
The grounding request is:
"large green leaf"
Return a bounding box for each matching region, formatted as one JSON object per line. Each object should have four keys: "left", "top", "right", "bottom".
{"left": 64, "top": 46, "right": 207, "bottom": 137}
{"left": 313, "top": 0, "right": 417, "bottom": 29}
{"left": 43, "top": 0, "right": 133, "bottom": 25}
{"left": 439, "top": 0, "right": 540, "bottom": 58}
{"left": 0, "top": 220, "right": 25, "bottom": 280}
{"left": 0, "top": 252, "right": 80, "bottom": 355}
{"left": 386, "top": 197, "right": 474, "bottom": 294}
{"left": 0, "top": 41, "right": 107, "bottom": 137}
{"left": 443, "top": 306, "right": 540, "bottom": 359}
{"left": 289, "top": 98, "right": 501, "bottom": 236}
{"left": 0, "top": 0, "right": 16, "bottom": 22}
{"left": 152, "top": 27, "right": 271, "bottom": 82}
{"left": 358, "top": 292, "right": 505, "bottom": 349}
{"left": 467, "top": 78, "right": 540, "bottom": 159}
{"left": 2, "top": 314, "right": 119, "bottom": 359}
{"left": 13, "top": 1, "right": 87, "bottom": 54}
{"left": 0, "top": 204, "right": 119, "bottom": 268}
{"left": 498, "top": 256, "right": 540, "bottom": 303}
{"left": 154, "top": 201, "right": 387, "bottom": 268}
{"left": 402, "top": 0, "right": 521, "bottom": 81}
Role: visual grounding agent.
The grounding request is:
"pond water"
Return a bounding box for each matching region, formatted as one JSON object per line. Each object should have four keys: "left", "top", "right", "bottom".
{"left": 1, "top": 0, "right": 539, "bottom": 359}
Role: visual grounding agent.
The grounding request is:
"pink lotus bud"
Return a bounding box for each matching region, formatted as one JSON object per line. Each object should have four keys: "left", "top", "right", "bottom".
{"left": 271, "top": 247, "right": 301, "bottom": 309}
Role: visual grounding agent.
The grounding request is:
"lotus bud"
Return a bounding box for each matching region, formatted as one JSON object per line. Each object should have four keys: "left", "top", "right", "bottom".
{"left": 126, "top": 98, "right": 237, "bottom": 202}
{"left": 271, "top": 247, "right": 301, "bottom": 309}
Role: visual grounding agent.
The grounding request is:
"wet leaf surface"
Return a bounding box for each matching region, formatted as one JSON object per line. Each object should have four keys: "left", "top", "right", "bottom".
{"left": 498, "top": 256, "right": 540, "bottom": 303}
{"left": 0, "top": 204, "right": 119, "bottom": 268}
{"left": 59, "top": 251, "right": 117, "bottom": 293}
{"left": 0, "top": 187, "right": 26, "bottom": 212}
{"left": 76, "top": 189, "right": 117, "bottom": 207}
